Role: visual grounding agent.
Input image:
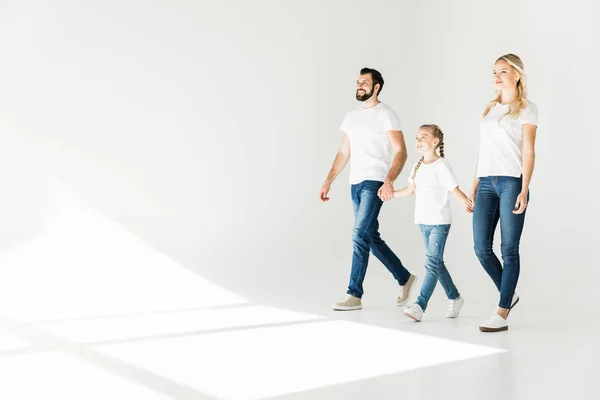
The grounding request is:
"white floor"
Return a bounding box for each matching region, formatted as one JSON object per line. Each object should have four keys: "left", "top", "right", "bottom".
{"left": 0, "top": 179, "right": 597, "bottom": 400}
{"left": 0, "top": 292, "right": 596, "bottom": 400}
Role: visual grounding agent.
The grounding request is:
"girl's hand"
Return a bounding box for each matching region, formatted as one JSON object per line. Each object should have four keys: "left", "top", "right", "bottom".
{"left": 513, "top": 191, "right": 528, "bottom": 214}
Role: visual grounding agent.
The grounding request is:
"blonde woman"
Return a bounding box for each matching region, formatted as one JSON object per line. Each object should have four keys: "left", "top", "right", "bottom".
{"left": 470, "top": 54, "right": 538, "bottom": 333}
{"left": 394, "top": 125, "right": 472, "bottom": 322}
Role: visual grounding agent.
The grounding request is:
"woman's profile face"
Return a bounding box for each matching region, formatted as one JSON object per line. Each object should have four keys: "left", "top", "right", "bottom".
{"left": 493, "top": 59, "right": 519, "bottom": 91}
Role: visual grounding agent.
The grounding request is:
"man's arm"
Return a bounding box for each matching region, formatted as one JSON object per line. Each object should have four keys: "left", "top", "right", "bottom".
{"left": 320, "top": 133, "right": 351, "bottom": 202}
{"left": 378, "top": 130, "right": 408, "bottom": 201}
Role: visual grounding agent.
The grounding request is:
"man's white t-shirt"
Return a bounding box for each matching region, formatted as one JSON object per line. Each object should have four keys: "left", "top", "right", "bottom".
{"left": 340, "top": 103, "right": 401, "bottom": 184}
{"left": 477, "top": 101, "right": 538, "bottom": 178}
{"left": 407, "top": 158, "right": 459, "bottom": 225}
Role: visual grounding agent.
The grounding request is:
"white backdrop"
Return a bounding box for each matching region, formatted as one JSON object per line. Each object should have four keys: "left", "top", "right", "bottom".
{"left": 1, "top": 0, "right": 598, "bottom": 313}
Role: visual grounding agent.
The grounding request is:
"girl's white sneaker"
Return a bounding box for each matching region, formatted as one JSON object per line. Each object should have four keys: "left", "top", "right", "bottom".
{"left": 404, "top": 303, "right": 424, "bottom": 322}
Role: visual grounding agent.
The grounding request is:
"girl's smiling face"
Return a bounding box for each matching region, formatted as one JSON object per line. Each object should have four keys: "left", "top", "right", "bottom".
{"left": 415, "top": 128, "right": 439, "bottom": 154}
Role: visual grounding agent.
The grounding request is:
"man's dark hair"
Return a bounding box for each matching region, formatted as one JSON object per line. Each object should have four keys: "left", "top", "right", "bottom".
{"left": 360, "top": 67, "right": 384, "bottom": 95}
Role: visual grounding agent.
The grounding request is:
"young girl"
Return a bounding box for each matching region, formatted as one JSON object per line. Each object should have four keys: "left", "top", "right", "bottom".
{"left": 470, "top": 54, "right": 538, "bottom": 333}
{"left": 394, "top": 125, "right": 472, "bottom": 321}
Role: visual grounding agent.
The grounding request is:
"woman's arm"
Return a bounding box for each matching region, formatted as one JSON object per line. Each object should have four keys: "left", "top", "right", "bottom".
{"left": 469, "top": 158, "right": 480, "bottom": 202}
{"left": 521, "top": 124, "right": 537, "bottom": 193}
{"left": 514, "top": 123, "right": 537, "bottom": 214}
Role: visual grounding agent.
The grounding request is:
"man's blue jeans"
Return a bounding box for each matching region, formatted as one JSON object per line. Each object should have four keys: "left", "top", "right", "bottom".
{"left": 347, "top": 180, "right": 411, "bottom": 298}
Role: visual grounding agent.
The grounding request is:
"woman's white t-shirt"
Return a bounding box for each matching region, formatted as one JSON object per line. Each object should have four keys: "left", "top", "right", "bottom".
{"left": 408, "top": 158, "right": 459, "bottom": 225}
{"left": 477, "top": 101, "right": 538, "bottom": 178}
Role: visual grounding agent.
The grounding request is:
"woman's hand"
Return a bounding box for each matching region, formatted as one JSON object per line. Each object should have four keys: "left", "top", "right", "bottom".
{"left": 513, "top": 191, "right": 528, "bottom": 214}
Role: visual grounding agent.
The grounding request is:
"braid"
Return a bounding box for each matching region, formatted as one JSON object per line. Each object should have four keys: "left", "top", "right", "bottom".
{"left": 413, "top": 124, "right": 445, "bottom": 185}
{"left": 436, "top": 129, "right": 445, "bottom": 157}
{"left": 411, "top": 157, "right": 425, "bottom": 182}
{"left": 420, "top": 124, "right": 445, "bottom": 157}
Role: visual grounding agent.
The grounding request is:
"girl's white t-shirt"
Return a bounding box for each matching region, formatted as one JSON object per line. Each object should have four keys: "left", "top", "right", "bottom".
{"left": 477, "top": 101, "right": 538, "bottom": 178}
{"left": 408, "top": 158, "right": 458, "bottom": 225}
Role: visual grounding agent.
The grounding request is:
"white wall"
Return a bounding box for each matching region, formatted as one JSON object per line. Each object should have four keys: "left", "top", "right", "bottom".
{"left": 1, "top": 0, "right": 597, "bottom": 310}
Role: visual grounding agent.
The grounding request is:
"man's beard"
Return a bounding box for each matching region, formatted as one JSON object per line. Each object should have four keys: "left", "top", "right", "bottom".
{"left": 356, "top": 87, "right": 374, "bottom": 101}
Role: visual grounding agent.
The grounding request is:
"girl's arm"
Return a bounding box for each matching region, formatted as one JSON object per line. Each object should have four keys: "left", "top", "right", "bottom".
{"left": 393, "top": 184, "right": 415, "bottom": 198}
{"left": 451, "top": 187, "right": 474, "bottom": 213}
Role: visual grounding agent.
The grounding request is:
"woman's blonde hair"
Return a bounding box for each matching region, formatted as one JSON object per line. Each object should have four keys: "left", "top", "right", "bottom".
{"left": 482, "top": 53, "right": 529, "bottom": 120}
{"left": 411, "top": 124, "right": 444, "bottom": 182}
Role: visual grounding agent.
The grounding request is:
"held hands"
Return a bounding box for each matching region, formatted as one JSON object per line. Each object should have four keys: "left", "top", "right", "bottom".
{"left": 466, "top": 189, "right": 476, "bottom": 214}
{"left": 378, "top": 182, "right": 395, "bottom": 201}
{"left": 463, "top": 197, "right": 474, "bottom": 214}
{"left": 513, "top": 191, "right": 528, "bottom": 214}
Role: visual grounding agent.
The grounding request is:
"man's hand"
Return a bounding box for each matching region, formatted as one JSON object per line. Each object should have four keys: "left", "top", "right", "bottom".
{"left": 320, "top": 183, "right": 331, "bottom": 202}
{"left": 320, "top": 134, "right": 350, "bottom": 204}
{"left": 378, "top": 182, "right": 394, "bottom": 201}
